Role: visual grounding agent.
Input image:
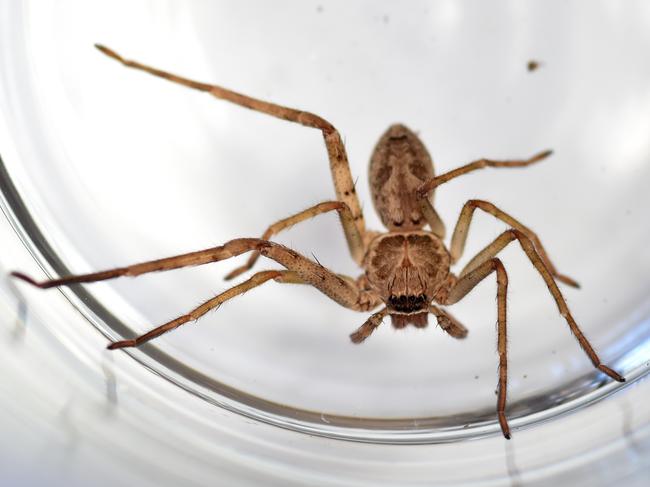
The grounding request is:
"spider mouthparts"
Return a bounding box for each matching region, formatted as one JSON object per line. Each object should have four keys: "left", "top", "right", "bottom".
{"left": 388, "top": 293, "right": 428, "bottom": 313}
{"left": 349, "top": 330, "right": 366, "bottom": 344}
{"left": 390, "top": 312, "right": 428, "bottom": 329}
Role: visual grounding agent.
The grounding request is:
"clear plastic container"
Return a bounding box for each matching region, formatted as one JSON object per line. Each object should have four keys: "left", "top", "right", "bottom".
{"left": 1, "top": 1, "right": 649, "bottom": 485}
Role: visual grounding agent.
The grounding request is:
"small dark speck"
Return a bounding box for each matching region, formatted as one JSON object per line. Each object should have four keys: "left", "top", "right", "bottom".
{"left": 463, "top": 424, "right": 469, "bottom": 429}
{"left": 316, "top": 5, "right": 323, "bottom": 13}
{"left": 527, "top": 60, "right": 541, "bottom": 72}
{"left": 474, "top": 375, "right": 479, "bottom": 380}
{"left": 383, "top": 15, "right": 390, "bottom": 24}
{"left": 523, "top": 374, "right": 528, "bottom": 379}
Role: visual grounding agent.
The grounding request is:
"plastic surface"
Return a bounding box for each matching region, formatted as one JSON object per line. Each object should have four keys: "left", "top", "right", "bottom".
{"left": 1, "top": 1, "right": 649, "bottom": 485}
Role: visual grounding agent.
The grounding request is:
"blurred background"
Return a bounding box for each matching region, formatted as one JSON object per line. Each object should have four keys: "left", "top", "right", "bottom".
{"left": 1, "top": 1, "right": 650, "bottom": 485}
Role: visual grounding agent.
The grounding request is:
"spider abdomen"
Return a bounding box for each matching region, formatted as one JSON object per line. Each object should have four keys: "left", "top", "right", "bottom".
{"left": 369, "top": 124, "right": 436, "bottom": 231}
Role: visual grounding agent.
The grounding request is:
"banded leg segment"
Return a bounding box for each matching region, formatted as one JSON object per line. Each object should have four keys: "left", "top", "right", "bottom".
{"left": 95, "top": 45, "right": 367, "bottom": 252}
{"left": 465, "top": 229, "right": 624, "bottom": 382}
{"left": 450, "top": 199, "right": 579, "bottom": 288}
{"left": 12, "top": 238, "right": 379, "bottom": 312}
{"left": 417, "top": 150, "right": 552, "bottom": 198}
{"left": 226, "top": 201, "right": 364, "bottom": 280}
{"left": 419, "top": 198, "right": 447, "bottom": 239}
{"left": 444, "top": 258, "right": 510, "bottom": 439}
{"left": 109, "top": 270, "right": 295, "bottom": 349}
{"left": 10, "top": 243, "right": 244, "bottom": 288}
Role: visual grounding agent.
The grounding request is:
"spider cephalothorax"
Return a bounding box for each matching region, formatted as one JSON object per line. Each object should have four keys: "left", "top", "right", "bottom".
{"left": 11, "top": 45, "right": 625, "bottom": 440}
{"left": 363, "top": 231, "right": 450, "bottom": 329}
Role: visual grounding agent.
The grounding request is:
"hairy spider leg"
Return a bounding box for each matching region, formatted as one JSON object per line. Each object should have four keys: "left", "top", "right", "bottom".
{"left": 225, "top": 201, "right": 363, "bottom": 280}
{"left": 95, "top": 44, "right": 368, "bottom": 265}
{"left": 451, "top": 199, "right": 579, "bottom": 288}
{"left": 452, "top": 214, "right": 624, "bottom": 383}
{"left": 443, "top": 258, "right": 510, "bottom": 438}
{"left": 416, "top": 149, "right": 552, "bottom": 239}
{"left": 417, "top": 149, "right": 552, "bottom": 197}
{"left": 12, "top": 238, "right": 385, "bottom": 347}
{"left": 110, "top": 270, "right": 291, "bottom": 349}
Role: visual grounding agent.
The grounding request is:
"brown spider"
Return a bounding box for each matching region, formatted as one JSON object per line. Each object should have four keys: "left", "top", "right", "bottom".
{"left": 11, "top": 45, "right": 625, "bottom": 439}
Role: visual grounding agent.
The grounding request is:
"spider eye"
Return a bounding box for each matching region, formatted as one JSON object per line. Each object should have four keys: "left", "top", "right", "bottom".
{"left": 388, "top": 294, "right": 429, "bottom": 311}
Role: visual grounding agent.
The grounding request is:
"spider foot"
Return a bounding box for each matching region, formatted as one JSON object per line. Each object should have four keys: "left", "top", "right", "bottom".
{"left": 498, "top": 412, "right": 511, "bottom": 440}
{"left": 107, "top": 339, "right": 137, "bottom": 350}
{"left": 598, "top": 365, "right": 625, "bottom": 383}
{"left": 557, "top": 273, "right": 580, "bottom": 289}
{"left": 10, "top": 271, "right": 48, "bottom": 288}
{"left": 224, "top": 265, "right": 248, "bottom": 281}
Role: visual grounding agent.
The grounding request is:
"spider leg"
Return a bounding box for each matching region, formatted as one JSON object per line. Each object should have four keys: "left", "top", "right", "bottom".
{"left": 458, "top": 228, "right": 624, "bottom": 383}
{"left": 417, "top": 150, "right": 552, "bottom": 199}
{"left": 450, "top": 199, "right": 579, "bottom": 288}
{"left": 12, "top": 238, "right": 378, "bottom": 312}
{"left": 429, "top": 305, "right": 468, "bottom": 339}
{"left": 418, "top": 198, "right": 447, "bottom": 239}
{"left": 226, "top": 201, "right": 364, "bottom": 280}
{"left": 109, "top": 269, "right": 295, "bottom": 349}
{"left": 95, "top": 44, "right": 368, "bottom": 257}
{"left": 443, "top": 258, "right": 510, "bottom": 439}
